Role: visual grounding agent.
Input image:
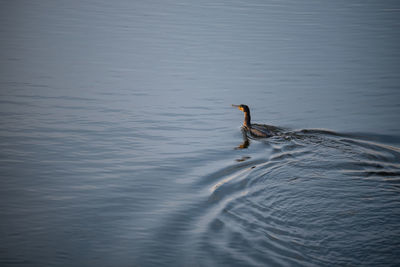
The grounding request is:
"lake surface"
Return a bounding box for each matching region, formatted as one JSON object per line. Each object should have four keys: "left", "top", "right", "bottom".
{"left": 1, "top": 0, "right": 400, "bottom": 266}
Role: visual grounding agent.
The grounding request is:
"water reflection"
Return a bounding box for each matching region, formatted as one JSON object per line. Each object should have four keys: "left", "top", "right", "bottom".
{"left": 235, "top": 128, "right": 250, "bottom": 150}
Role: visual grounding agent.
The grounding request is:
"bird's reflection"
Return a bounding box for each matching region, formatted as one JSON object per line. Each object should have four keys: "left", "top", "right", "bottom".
{"left": 235, "top": 128, "right": 250, "bottom": 149}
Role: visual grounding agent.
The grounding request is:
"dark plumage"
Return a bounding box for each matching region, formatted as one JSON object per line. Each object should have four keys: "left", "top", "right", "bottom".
{"left": 232, "top": 104, "right": 280, "bottom": 138}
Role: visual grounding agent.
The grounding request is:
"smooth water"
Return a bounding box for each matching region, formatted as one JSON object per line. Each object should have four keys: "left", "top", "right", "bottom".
{"left": 1, "top": 0, "right": 400, "bottom": 266}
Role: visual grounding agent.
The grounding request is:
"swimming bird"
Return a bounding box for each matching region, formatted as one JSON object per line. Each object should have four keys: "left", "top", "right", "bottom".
{"left": 232, "top": 104, "right": 280, "bottom": 138}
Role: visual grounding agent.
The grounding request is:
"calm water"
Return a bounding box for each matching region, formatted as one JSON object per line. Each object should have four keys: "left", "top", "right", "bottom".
{"left": 1, "top": 0, "right": 400, "bottom": 266}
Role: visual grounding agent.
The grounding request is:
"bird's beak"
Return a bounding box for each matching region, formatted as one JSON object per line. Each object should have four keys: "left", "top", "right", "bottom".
{"left": 232, "top": 104, "right": 242, "bottom": 111}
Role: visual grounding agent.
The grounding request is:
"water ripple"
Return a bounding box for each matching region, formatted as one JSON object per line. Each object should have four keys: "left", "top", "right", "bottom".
{"left": 155, "top": 129, "right": 400, "bottom": 266}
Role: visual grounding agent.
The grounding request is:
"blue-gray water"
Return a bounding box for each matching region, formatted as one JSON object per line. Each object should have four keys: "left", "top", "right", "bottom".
{"left": 1, "top": 0, "right": 400, "bottom": 266}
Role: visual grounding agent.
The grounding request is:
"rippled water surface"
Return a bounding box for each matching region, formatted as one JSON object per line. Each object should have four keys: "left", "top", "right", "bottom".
{"left": 1, "top": 0, "right": 400, "bottom": 266}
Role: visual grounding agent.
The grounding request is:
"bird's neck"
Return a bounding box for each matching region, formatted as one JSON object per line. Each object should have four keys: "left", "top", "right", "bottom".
{"left": 243, "top": 112, "right": 251, "bottom": 127}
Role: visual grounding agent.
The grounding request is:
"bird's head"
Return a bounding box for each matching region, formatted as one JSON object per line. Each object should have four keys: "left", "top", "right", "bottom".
{"left": 232, "top": 104, "right": 250, "bottom": 113}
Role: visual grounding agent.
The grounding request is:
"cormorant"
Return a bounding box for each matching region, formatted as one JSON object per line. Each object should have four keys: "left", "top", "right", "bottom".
{"left": 232, "top": 104, "right": 280, "bottom": 138}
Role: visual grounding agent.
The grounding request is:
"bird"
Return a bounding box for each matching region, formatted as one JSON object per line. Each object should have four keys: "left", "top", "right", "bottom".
{"left": 232, "top": 104, "right": 280, "bottom": 138}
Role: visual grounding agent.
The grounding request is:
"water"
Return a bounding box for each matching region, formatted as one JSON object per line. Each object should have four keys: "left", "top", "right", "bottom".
{"left": 1, "top": 0, "right": 400, "bottom": 266}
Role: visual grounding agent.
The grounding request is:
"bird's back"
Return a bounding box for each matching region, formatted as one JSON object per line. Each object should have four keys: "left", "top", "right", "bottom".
{"left": 248, "top": 124, "right": 281, "bottom": 138}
